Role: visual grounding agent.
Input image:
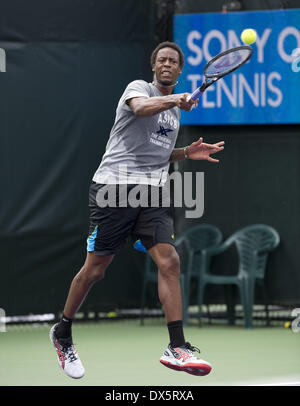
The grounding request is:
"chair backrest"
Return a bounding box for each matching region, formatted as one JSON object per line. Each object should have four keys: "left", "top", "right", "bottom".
{"left": 183, "top": 224, "right": 223, "bottom": 253}
{"left": 180, "top": 224, "right": 223, "bottom": 277}
{"left": 232, "top": 224, "right": 280, "bottom": 279}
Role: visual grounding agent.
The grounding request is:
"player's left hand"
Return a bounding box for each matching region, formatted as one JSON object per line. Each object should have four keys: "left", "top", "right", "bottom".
{"left": 186, "top": 137, "right": 224, "bottom": 162}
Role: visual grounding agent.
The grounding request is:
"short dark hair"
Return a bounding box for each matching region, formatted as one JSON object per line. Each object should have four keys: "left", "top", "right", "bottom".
{"left": 151, "top": 41, "right": 184, "bottom": 69}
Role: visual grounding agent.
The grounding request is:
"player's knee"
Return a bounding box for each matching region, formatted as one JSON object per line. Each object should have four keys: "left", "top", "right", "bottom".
{"left": 159, "top": 251, "right": 180, "bottom": 278}
{"left": 80, "top": 255, "right": 112, "bottom": 284}
{"left": 90, "top": 264, "right": 106, "bottom": 282}
{"left": 80, "top": 264, "right": 105, "bottom": 284}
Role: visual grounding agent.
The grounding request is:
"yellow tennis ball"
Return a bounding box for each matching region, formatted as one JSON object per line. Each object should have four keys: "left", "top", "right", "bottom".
{"left": 241, "top": 29, "right": 257, "bottom": 45}
{"left": 284, "top": 321, "right": 291, "bottom": 329}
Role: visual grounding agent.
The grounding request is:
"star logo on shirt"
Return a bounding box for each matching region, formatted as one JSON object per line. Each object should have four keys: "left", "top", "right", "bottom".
{"left": 156, "top": 126, "right": 173, "bottom": 137}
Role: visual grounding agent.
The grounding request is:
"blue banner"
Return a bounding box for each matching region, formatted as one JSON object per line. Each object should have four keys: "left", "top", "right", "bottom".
{"left": 174, "top": 9, "right": 300, "bottom": 125}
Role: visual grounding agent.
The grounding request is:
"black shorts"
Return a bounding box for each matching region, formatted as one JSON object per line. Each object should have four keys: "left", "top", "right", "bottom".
{"left": 87, "top": 182, "right": 175, "bottom": 255}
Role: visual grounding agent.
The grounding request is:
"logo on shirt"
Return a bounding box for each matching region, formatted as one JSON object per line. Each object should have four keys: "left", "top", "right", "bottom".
{"left": 149, "top": 111, "right": 178, "bottom": 150}
{"left": 158, "top": 112, "right": 178, "bottom": 130}
{"left": 156, "top": 125, "right": 173, "bottom": 137}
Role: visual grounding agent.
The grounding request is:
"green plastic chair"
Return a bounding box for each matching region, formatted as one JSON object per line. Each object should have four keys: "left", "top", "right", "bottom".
{"left": 197, "top": 224, "right": 280, "bottom": 329}
{"left": 139, "top": 224, "right": 223, "bottom": 326}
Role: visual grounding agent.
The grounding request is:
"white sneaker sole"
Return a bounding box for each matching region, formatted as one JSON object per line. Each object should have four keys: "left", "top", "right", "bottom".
{"left": 160, "top": 357, "right": 212, "bottom": 376}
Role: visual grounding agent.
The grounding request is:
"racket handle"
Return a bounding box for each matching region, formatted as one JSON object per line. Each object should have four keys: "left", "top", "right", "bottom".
{"left": 186, "top": 88, "right": 202, "bottom": 102}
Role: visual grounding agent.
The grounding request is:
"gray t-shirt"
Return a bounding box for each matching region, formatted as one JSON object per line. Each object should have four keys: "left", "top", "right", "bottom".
{"left": 92, "top": 80, "right": 180, "bottom": 186}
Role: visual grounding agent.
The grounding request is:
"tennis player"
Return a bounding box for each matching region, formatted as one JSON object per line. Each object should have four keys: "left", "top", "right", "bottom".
{"left": 50, "top": 41, "right": 224, "bottom": 379}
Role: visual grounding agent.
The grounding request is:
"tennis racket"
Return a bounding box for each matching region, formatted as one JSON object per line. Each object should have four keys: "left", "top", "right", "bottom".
{"left": 186, "top": 45, "right": 253, "bottom": 102}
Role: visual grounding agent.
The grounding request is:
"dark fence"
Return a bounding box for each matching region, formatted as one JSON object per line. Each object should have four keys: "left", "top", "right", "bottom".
{"left": 0, "top": 0, "right": 299, "bottom": 318}
{"left": 0, "top": 0, "right": 157, "bottom": 315}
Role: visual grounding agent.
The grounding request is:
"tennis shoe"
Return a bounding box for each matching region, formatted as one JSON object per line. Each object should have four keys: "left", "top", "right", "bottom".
{"left": 49, "top": 323, "right": 85, "bottom": 379}
{"left": 160, "top": 342, "right": 212, "bottom": 376}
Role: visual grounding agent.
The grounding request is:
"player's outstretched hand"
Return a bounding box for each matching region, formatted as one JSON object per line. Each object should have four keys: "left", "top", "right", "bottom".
{"left": 187, "top": 137, "right": 225, "bottom": 162}
{"left": 175, "top": 93, "right": 198, "bottom": 111}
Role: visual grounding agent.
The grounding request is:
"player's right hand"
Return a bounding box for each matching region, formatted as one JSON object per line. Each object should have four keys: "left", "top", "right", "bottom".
{"left": 175, "top": 93, "right": 197, "bottom": 111}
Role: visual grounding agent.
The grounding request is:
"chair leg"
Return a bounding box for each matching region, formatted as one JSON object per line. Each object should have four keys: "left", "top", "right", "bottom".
{"left": 180, "top": 274, "right": 188, "bottom": 327}
{"left": 224, "top": 285, "right": 235, "bottom": 325}
{"left": 207, "top": 304, "right": 212, "bottom": 325}
{"left": 183, "top": 274, "right": 192, "bottom": 327}
{"left": 140, "top": 281, "right": 147, "bottom": 326}
{"left": 197, "top": 281, "right": 206, "bottom": 327}
{"left": 260, "top": 281, "right": 270, "bottom": 327}
{"left": 240, "top": 278, "right": 255, "bottom": 329}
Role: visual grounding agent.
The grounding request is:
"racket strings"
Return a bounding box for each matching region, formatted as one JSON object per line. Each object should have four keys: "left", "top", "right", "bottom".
{"left": 205, "top": 47, "right": 252, "bottom": 77}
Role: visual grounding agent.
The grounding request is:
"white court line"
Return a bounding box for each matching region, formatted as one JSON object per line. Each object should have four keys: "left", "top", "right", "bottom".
{"left": 182, "top": 375, "right": 300, "bottom": 386}
{"left": 249, "top": 381, "right": 300, "bottom": 386}
{"left": 182, "top": 381, "right": 300, "bottom": 386}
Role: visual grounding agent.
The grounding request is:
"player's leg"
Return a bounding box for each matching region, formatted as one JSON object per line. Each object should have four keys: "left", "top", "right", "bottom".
{"left": 62, "top": 251, "right": 114, "bottom": 321}
{"left": 54, "top": 252, "right": 113, "bottom": 339}
{"left": 148, "top": 242, "right": 182, "bottom": 324}
{"left": 134, "top": 187, "right": 212, "bottom": 376}
{"left": 50, "top": 182, "right": 140, "bottom": 379}
{"left": 148, "top": 243, "right": 211, "bottom": 376}
{"left": 147, "top": 242, "right": 212, "bottom": 376}
{"left": 133, "top": 195, "right": 185, "bottom": 346}
{"left": 49, "top": 252, "right": 113, "bottom": 379}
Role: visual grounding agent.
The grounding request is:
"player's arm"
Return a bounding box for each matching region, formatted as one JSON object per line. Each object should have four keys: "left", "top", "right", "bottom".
{"left": 127, "top": 93, "right": 195, "bottom": 116}
{"left": 169, "top": 147, "right": 189, "bottom": 162}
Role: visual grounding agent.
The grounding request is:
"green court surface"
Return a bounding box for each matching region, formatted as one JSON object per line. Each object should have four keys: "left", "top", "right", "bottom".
{"left": 0, "top": 320, "right": 299, "bottom": 386}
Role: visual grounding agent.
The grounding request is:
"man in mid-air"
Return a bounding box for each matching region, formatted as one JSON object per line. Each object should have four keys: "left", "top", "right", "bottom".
{"left": 50, "top": 41, "right": 224, "bottom": 379}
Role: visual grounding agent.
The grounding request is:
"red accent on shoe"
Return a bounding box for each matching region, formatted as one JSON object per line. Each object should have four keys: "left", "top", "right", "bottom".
{"left": 182, "top": 362, "right": 212, "bottom": 376}
{"left": 55, "top": 339, "right": 66, "bottom": 370}
{"left": 160, "top": 359, "right": 212, "bottom": 376}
